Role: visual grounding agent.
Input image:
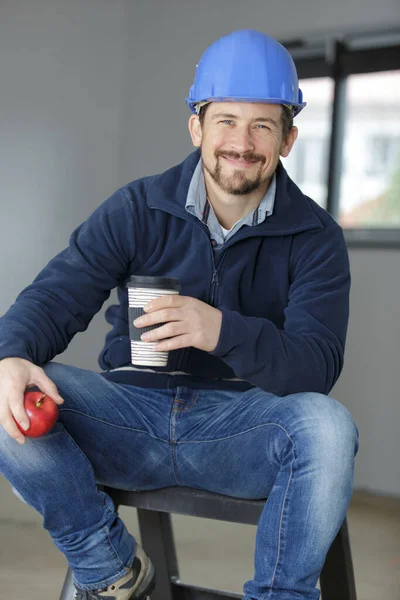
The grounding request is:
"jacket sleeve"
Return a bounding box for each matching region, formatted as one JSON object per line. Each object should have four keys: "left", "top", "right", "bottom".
{"left": 0, "top": 189, "right": 137, "bottom": 366}
{"left": 210, "top": 224, "right": 351, "bottom": 396}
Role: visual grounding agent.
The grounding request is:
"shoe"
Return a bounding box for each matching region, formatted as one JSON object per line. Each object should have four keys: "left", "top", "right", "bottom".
{"left": 73, "top": 543, "right": 156, "bottom": 599}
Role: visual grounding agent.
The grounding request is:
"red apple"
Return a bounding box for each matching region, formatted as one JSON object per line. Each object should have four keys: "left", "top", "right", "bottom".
{"left": 15, "top": 391, "right": 59, "bottom": 438}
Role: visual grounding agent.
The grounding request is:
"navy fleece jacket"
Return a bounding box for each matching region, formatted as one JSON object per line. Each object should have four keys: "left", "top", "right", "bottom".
{"left": 0, "top": 150, "right": 350, "bottom": 396}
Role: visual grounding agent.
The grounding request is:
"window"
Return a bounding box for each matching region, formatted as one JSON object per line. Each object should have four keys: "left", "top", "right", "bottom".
{"left": 339, "top": 71, "right": 400, "bottom": 229}
{"left": 285, "top": 34, "right": 400, "bottom": 246}
{"left": 365, "top": 136, "right": 400, "bottom": 177}
{"left": 282, "top": 78, "right": 333, "bottom": 209}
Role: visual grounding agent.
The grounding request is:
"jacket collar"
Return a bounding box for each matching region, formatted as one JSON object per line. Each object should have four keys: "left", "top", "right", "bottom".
{"left": 146, "top": 149, "right": 324, "bottom": 237}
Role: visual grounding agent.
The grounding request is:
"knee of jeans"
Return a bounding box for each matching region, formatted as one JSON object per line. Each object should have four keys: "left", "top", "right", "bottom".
{"left": 0, "top": 424, "right": 14, "bottom": 452}
{"left": 42, "top": 360, "right": 69, "bottom": 383}
{"left": 42, "top": 361, "right": 77, "bottom": 406}
{"left": 289, "top": 392, "right": 359, "bottom": 459}
{"left": 322, "top": 393, "right": 358, "bottom": 452}
{"left": 0, "top": 423, "right": 41, "bottom": 475}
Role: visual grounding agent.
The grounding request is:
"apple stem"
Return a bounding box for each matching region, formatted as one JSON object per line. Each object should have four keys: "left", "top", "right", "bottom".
{"left": 36, "top": 393, "right": 47, "bottom": 408}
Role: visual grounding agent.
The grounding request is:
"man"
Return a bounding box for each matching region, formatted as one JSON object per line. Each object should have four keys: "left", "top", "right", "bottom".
{"left": 0, "top": 29, "right": 359, "bottom": 600}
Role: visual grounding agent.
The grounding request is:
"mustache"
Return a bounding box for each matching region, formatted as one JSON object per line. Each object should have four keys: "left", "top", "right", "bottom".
{"left": 215, "top": 150, "right": 266, "bottom": 164}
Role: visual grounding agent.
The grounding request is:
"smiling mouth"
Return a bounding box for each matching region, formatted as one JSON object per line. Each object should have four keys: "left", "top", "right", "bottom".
{"left": 222, "top": 156, "right": 259, "bottom": 167}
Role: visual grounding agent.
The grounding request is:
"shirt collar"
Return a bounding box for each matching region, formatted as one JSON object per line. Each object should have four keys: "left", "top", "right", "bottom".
{"left": 185, "top": 158, "right": 276, "bottom": 226}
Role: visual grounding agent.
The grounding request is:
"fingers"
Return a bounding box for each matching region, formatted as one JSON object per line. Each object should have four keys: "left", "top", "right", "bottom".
{"left": 0, "top": 359, "right": 63, "bottom": 445}
{"left": 31, "top": 370, "right": 64, "bottom": 405}
{"left": 144, "top": 295, "right": 189, "bottom": 312}
{"left": 133, "top": 296, "right": 219, "bottom": 352}
{"left": 0, "top": 376, "right": 29, "bottom": 443}
{"left": 135, "top": 307, "right": 183, "bottom": 328}
{"left": 140, "top": 321, "right": 187, "bottom": 342}
{"left": 9, "top": 390, "right": 30, "bottom": 433}
{"left": 2, "top": 411, "right": 27, "bottom": 445}
{"left": 154, "top": 334, "right": 193, "bottom": 352}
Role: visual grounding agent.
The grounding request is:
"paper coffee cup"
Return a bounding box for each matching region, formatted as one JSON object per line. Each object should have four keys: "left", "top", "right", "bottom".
{"left": 127, "top": 276, "right": 181, "bottom": 366}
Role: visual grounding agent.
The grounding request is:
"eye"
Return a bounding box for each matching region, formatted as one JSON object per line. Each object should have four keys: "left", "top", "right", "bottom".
{"left": 219, "top": 120, "right": 234, "bottom": 125}
{"left": 255, "top": 124, "right": 270, "bottom": 130}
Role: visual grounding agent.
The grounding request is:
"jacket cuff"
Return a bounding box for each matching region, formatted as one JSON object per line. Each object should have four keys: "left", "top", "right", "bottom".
{"left": 0, "top": 342, "right": 33, "bottom": 364}
{"left": 210, "top": 307, "right": 238, "bottom": 357}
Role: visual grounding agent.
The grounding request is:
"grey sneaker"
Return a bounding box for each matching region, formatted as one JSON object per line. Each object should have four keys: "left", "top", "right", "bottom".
{"left": 73, "top": 544, "right": 155, "bottom": 600}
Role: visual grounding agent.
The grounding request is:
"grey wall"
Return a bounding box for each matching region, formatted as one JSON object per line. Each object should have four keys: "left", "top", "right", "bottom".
{"left": 333, "top": 249, "right": 400, "bottom": 497}
{"left": 1, "top": 0, "right": 399, "bottom": 496}
{"left": 0, "top": 0, "right": 128, "bottom": 362}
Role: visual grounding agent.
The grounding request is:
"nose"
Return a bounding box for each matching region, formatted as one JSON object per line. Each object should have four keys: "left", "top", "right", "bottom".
{"left": 228, "top": 126, "right": 255, "bottom": 154}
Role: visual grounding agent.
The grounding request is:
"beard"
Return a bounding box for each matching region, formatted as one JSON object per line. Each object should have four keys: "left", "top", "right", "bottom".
{"left": 202, "top": 148, "right": 271, "bottom": 195}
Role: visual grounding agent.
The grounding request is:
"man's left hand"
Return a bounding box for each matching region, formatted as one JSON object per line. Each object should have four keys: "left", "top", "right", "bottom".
{"left": 133, "top": 296, "right": 222, "bottom": 352}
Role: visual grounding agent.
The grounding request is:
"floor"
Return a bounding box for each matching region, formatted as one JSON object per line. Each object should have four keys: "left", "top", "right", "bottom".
{"left": 0, "top": 476, "right": 399, "bottom": 599}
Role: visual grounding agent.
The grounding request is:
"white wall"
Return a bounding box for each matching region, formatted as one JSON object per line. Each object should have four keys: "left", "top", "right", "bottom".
{"left": 1, "top": 0, "right": 399, "bottom": 496}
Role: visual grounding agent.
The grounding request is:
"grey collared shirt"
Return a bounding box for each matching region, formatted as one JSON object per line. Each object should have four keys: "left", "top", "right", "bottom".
{"left": 185, "top": 159, "right": 276, "bottom": 248}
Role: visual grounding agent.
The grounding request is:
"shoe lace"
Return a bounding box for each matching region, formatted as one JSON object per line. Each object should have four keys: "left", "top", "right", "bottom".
{"left": 73, "top": 589, "right": 89, "bottom": 600}
{"left": 74, "top": 587, "right": 104, "bottom": 599}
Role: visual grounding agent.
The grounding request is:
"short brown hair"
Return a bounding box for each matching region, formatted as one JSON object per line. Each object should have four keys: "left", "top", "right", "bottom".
{"left": 281, "top": 105, "right": 293, "bottom": 139}
{"left": 198, "top": 103, "right": 293, "bottom": 138}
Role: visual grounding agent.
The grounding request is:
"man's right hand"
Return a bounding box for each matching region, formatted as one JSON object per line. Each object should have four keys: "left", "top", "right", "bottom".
{"left": 0, "top": 358, "right": 64, "bottom": 444}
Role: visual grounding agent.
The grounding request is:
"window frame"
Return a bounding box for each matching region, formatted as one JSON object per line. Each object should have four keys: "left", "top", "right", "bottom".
{"left": 283, "top": 31, "right": 400, "bottom": 248}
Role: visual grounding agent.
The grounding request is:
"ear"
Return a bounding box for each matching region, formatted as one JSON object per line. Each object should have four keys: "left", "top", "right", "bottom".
{"left": 188, "top": 114, "right": 203, "bottom": 148}
{"left": 280, "top": 126, "right": 298, "bottom": 158}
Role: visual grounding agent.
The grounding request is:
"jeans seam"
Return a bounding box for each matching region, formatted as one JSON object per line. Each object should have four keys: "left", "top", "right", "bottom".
{"left": 176, "top": 422, "right": 290, "bottom": 472}
{"left": 170, "top": 398, "right": 183, "bottom": 486}
{"left": 174, "top": 422, "right": 290, "bottom": 444}
{"left": 60, "top": 430, "right": 133, "bottom": 591}
{"left": 61, "top": 422, "right": 102, "bottom": 481}
{"left": 79, "top": 498, "right": 133, "bottom": 591}
{"left": 103, "top": 524, "right": 129, "bottom": 570}
{"left": 267, "top": 430, "right": 295, "bottom": 597}
{"left": 77, "top": 538, "right": 131, "bottom": 591}
{"left": 59, "top": 408, "right": 169, "bottom": 443}
{"left": 102, "top": 494, "right": 133, "bottom": 571}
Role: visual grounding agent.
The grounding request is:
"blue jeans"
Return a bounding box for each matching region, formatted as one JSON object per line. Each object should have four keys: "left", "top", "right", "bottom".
{"left": 0, "top": 362, "right": 359, "bottom": 599}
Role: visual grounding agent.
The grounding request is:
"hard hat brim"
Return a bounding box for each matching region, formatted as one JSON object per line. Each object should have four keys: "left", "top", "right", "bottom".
{"left": 185, "top": 96, "right": 306, "bottom": 117}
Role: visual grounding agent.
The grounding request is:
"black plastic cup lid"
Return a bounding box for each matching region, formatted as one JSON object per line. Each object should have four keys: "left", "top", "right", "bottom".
{"left": 127, "top": 276, "right": 180, "bottom": 291}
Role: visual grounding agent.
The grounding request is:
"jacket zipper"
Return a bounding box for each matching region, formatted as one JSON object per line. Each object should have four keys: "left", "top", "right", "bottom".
{"left": 210, "top": 268, "right": 219, "bottom": 306}
{"left": 176, "top": 226, "right": 226, "bottom": 372}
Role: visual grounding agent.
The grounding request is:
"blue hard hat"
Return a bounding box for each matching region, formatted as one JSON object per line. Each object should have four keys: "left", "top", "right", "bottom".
{"left": 186, "top": 29, "right": 306, "bottom": 117}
